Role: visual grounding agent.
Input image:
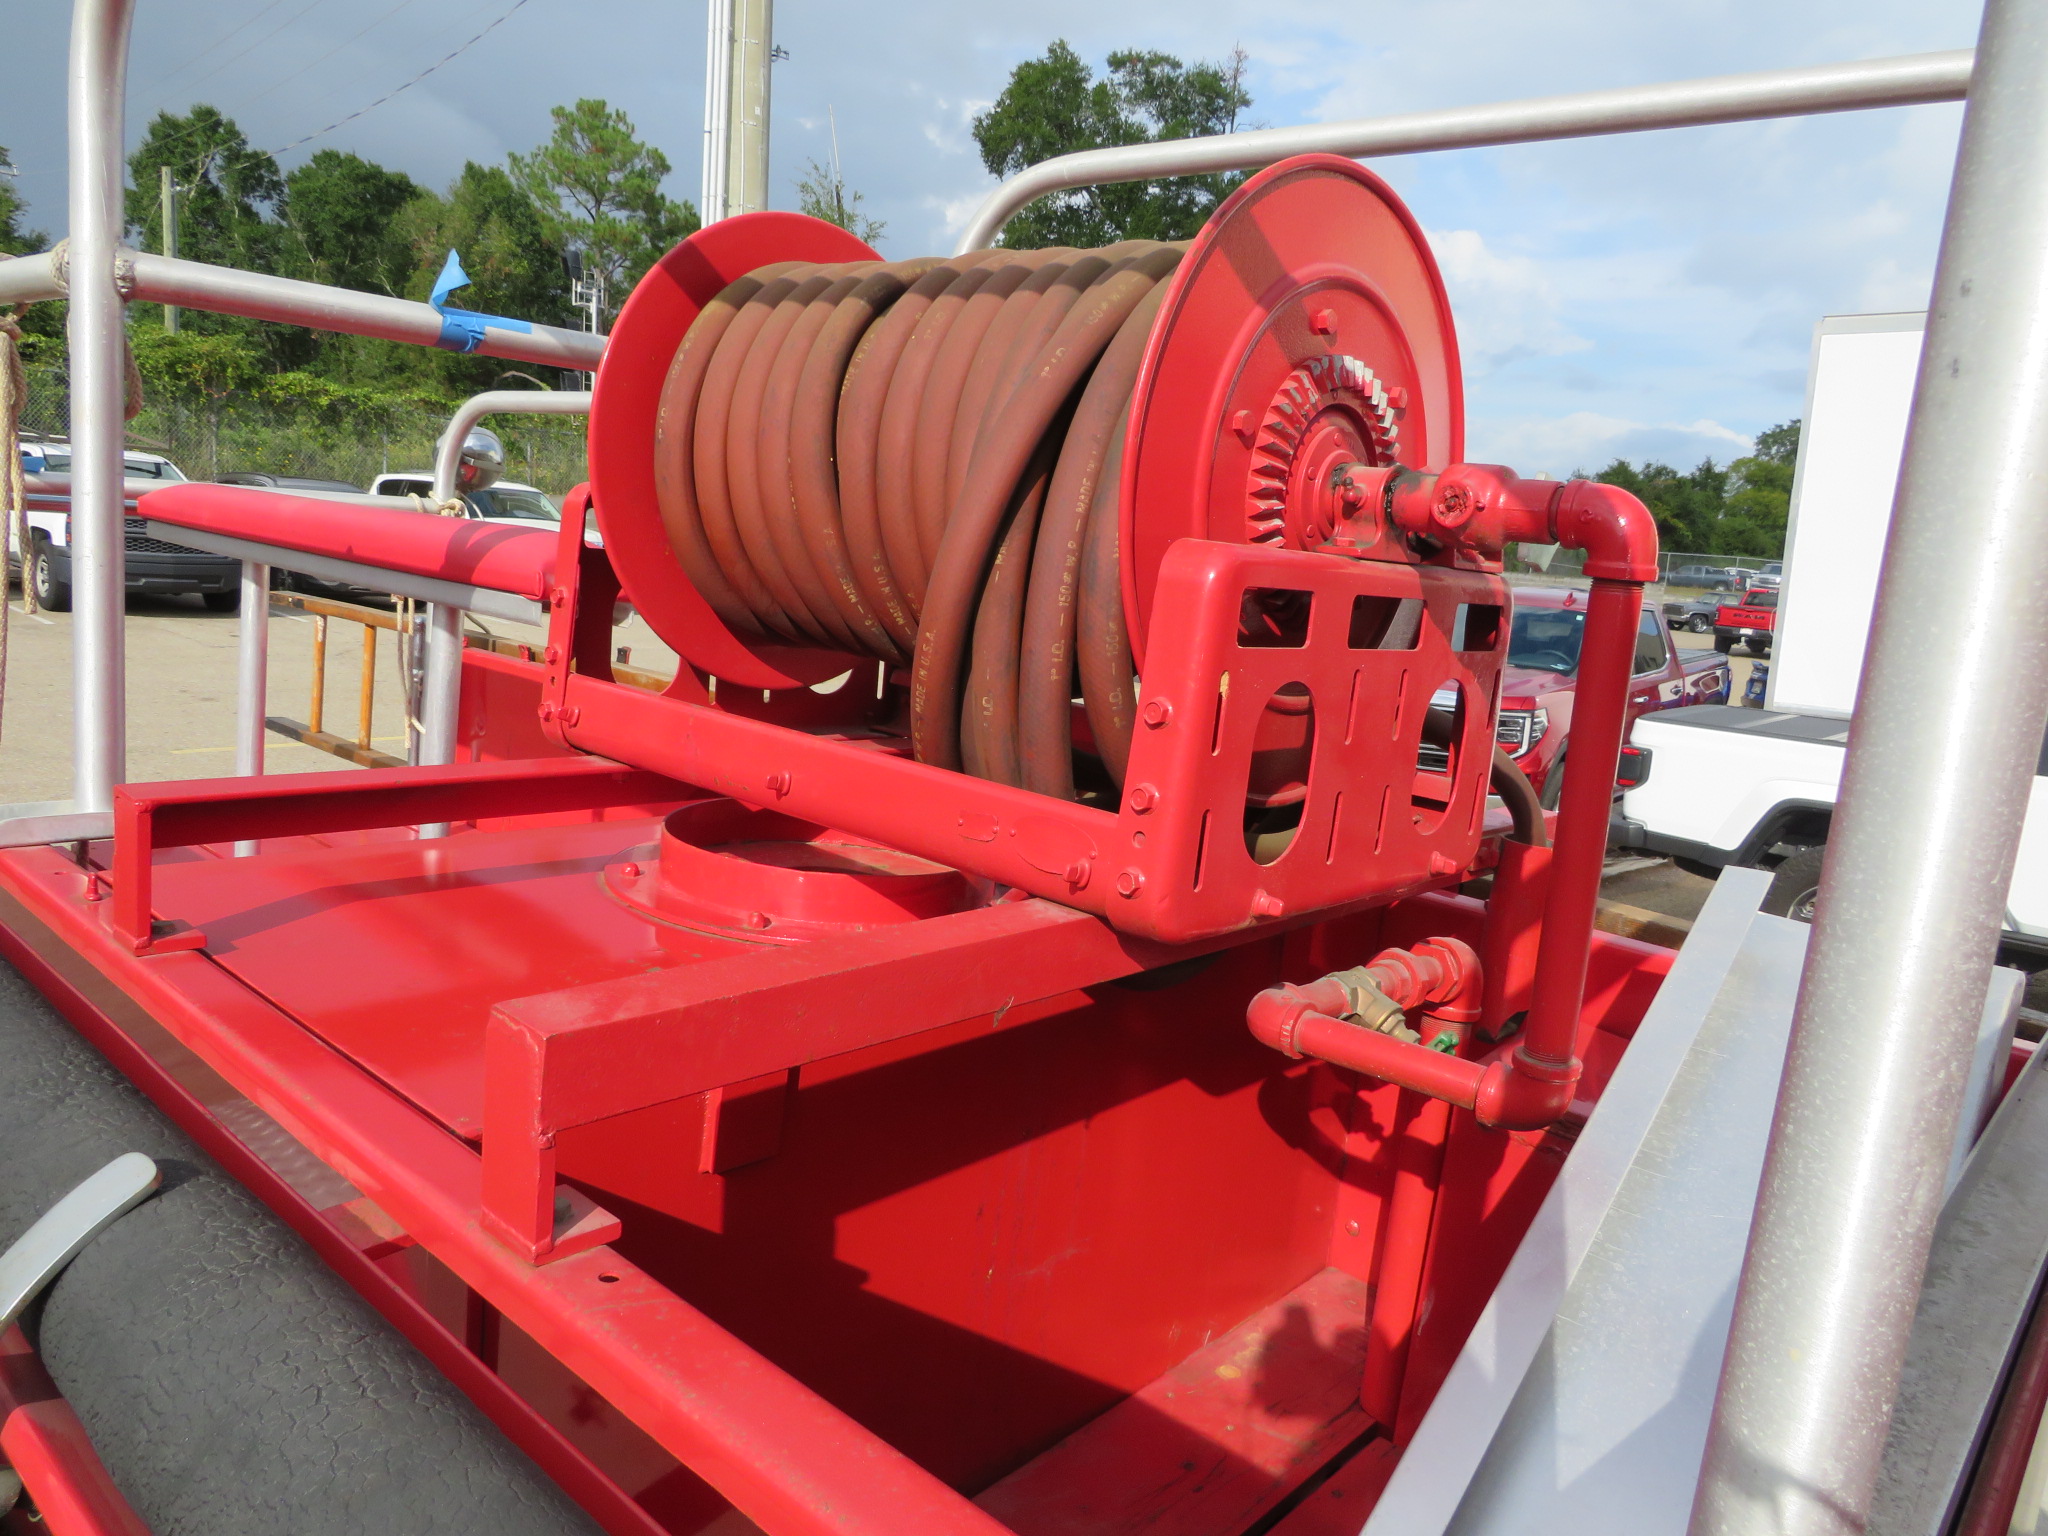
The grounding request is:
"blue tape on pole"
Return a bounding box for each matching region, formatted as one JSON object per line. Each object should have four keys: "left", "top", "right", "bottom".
{"left": 428, "top": 249, "right": 537, "bottom": 352}
{"left": 431, "top": 249, "right": 470, "bottom": 310}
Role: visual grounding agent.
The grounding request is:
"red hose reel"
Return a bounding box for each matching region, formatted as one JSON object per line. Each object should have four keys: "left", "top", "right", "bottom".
{"left": 578, "top": 155, "right": 1532, "bottom": 941}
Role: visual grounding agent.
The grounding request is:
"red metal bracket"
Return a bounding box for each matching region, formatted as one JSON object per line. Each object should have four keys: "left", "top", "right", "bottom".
{"left": 108, "top": 756, "right": 693, "bottom": 954}
{"left": 480, "top": 897, "right": 1199, "bottom": 1260}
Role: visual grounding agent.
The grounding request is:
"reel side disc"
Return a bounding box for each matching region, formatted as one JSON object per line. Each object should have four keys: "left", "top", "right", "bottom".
{"left": 1119, "top": 156, "right": 1464, "bottom": 664}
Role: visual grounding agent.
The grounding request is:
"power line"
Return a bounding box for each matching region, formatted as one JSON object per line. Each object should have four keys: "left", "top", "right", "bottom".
{"left": 139, "top": 0, "right": 299, "bottom": 102}
{"left": 153, "top": 0, "right": 333, "bottom": 114}
{"left": 124, "top": 0, "right": 538, "bottom": 194}
{"left": 234, "top": 0, "right": 439, "bottom": 113}
{"left": 268, "top": 0, "right": 538, "bottom": 156}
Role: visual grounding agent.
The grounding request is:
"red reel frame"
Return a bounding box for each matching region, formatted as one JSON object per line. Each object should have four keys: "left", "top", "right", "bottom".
{"left": 589, "top": 212, "right": 879, "bottom": 691}
{"left": 1121, "top": 155, "right": 1463, "bottom": 666}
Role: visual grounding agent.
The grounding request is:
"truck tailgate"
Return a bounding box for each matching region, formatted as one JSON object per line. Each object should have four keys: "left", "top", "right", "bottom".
{"left": 1622, "top": 706, "right": 1846, "bottom": 854}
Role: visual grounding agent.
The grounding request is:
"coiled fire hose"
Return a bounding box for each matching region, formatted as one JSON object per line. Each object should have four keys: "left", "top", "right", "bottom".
{"left": 651, "top": 238, "right": 1548, "bottom": 845}
{"left": 653, "top": 242, "right": 1186, "bottom": 803}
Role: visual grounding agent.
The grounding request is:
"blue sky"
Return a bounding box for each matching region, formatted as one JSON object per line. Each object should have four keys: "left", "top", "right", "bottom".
{"left": 6, "top": 0, "right": 1980, "bottom": 475}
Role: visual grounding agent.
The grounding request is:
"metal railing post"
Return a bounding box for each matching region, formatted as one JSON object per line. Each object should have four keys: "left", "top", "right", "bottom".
{"left": 414, "top": 389, "right": 592, "bottom": 838}
{"left": 231, "top": 560, "right": 268, "bottom": 856}
{"left": 1690, "top": 4, "right": 2048, "bottom": 1532}
{"left": 65, "top": 0, "right": 136, "bottom": 812}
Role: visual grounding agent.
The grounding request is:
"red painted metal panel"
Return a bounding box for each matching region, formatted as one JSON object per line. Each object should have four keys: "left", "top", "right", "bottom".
{"left": 145, "top": 820, "right": 695, "bottom": 1136}
{"left": 108, "top": 757, "right": 693, "bottom": 951}
{"left": 1261, "top": 1438, "right": 1402, "bottom": 1535}
{"left": 551, "top": 938, "right": 1341, "bottom": 1494}
{"left": 975, "top": 1267, "right": 1374, "bottom": 1536}
{"left": 138, "top": 483, "right": 557, "bottom": 598}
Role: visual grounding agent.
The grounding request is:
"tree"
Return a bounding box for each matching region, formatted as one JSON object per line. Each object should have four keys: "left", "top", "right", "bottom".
{"left": 283, "top": 150, "right": 421, "bottom": 296}
{"left": 1752, "top": 419, "right": 1801, "bottom": 466}
{"left": 509, "top": 99, "right": 699, "bottom": 316}
{"left": 1719, "top": 419, "right": 1801, "bottom": 556}
{"left": 128, "top": 327, "right": 267, "bottom": 476}
{"left": 971, "top": 41, "right": 1253, "bottom": 248}
{"left": 0, "top": 148, "right": 42, "bottom": 256}
{"left": 1580, "top": 419, "right": 1803, "bottom": 560}
{"left": 1590, "top": 458, "right": 1730, "bottom": 555}
{"left": 390, "top": 163, "right": 574, "bottom": 389}
{"left": 795, "top": 158, "right": 884, "bottom": 244}
{"left": 125, "top": 107, "right": 286, "bottom": 273}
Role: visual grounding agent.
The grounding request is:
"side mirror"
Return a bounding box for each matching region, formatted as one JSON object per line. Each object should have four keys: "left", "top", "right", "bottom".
{"left": 449, "top": 427, "right": 504, "bottom": 492}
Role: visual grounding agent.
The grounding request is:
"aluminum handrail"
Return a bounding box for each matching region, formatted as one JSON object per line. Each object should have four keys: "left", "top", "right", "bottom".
{"left": 0, "top": 251, "right": 62, "bottom": 307}
{"left": 66, "top": 0, "right": 133, "bottom": 815}
{"left": 126, "top": 251, "right": 607, "bottom": 371}
{"left": 1690, "top": 4, "right": 2048, "bottom": 1532}
{"left": 954, "top": 49, "right": 1973, "bottom": 252}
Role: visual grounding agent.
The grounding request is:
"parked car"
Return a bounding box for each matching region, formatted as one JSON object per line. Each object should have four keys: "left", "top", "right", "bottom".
{"left": 215, "top": 473, "right": 362, "bottom": 494}
{"left": 11, "top": 442, "right": 242, "bottom": 611}
{"left": 1663, "top": 594, "right": 1718, "bottom": 632}
{"left": 1664, "top": 563, "right": 1740, "bottom": 590}
{"left": 1713, "top": 587, "right": 1778, "bottom": 656}
{"left": 369, "top": 473, "right": 561, "bottom": 528}
{"left": 1749, "top": 560, "right": 1784, "bottom": 589}
{"left": 1473, "top": 585, "right": 1733, "bottom": 808}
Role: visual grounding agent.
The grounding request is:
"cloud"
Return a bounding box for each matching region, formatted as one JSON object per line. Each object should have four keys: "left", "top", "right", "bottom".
{"left": 1426, "top": 228, "right": 1591, "bottom": 376}
{"left": 5, "top": 0, "right": 1977, "bottom": 480}
{"left": 1470, "top": 411, "right": 1754, "bottom": 478}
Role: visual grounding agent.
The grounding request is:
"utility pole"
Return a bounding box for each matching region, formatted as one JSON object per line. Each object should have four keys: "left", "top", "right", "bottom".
{"left": 159, "top": 164, "right": 178, "bottom": 333}
{"left": 703, "top": 0, "right": 776, "bottom": 220}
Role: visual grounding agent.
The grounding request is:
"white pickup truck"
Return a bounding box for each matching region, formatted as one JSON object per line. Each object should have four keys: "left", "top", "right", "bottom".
{"left": 12, "top": 441, "right": 243, "bottom": 610}
{"left": 1616, "top": 312, "right": 2048, "bottom": 950}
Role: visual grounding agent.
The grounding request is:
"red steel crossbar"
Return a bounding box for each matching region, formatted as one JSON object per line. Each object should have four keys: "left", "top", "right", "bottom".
{"left": 139, "top": 483, "right": 560, "bottom": 601}
{"left": 482, "top": 898, "right": 1209, "bottom": 1259}
{"left": 108, "top": 756, "right": 692, "bottom": 953}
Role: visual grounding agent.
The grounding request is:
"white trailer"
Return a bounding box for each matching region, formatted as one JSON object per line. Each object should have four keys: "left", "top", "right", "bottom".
{"left": 1618, "top": 311, "right": 2048, "bottom": 944}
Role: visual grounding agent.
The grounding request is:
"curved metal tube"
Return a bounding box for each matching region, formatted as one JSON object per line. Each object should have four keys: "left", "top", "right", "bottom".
{"left": 955, "top": 49, "right": 1971, "bottom": 252}
{"left": 417, "top": 390, "right": 594, "bottom": 796}
{"left": 431, "top": 390, "right": 595, "bottom": 505}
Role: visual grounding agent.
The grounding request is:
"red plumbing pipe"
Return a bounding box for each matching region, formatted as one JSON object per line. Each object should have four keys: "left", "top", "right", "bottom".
{"left": 1475, "top": 574, "right": 1641, "bottom": 1127}
{"left": 1276, "top": 468, "right": 1657, "bottom": 1131}
{"left": 1248, "top": 938, "right": 1487, "bottom": 1107}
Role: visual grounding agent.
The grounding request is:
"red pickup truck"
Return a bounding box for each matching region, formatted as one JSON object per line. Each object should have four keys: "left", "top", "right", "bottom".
{"left": 1493, "top": 585, "right": 1734, "bottom": 806}
{"left": 1714, "top": 587, "right": 1778, "bottom": 656}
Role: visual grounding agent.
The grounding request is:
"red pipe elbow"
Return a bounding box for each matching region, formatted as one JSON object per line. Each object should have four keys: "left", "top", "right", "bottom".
{"left": 1543, "top": 479, "right": 1659, "bottom": 583}
{"left": 1473, "top": 1049, "right": 1580, "bottom": 1131}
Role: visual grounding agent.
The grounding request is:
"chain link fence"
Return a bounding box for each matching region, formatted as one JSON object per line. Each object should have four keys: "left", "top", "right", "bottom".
{"left": 1507, "top": 544, "right": 1777, "bottom": 589}
{"left": 18, "top": 366, "right": 590, "bottom": 496}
